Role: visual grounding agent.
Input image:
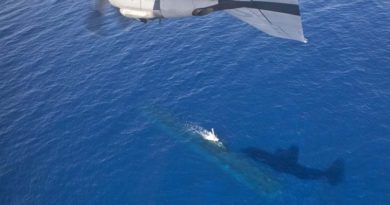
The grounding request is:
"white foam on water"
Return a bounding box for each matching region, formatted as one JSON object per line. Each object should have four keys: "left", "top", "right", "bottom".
{"left": 186, "top": 124, "right": 224, "bottom": 147}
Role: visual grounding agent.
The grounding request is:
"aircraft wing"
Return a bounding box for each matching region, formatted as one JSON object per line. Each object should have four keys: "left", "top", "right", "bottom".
{"left": 226, "top": 0, "right": 306, "bottom": 42}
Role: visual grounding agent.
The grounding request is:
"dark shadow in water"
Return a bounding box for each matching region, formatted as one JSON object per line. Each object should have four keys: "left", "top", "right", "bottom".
{"left": 242, "top": 145, "right": 345, "bottom": 185}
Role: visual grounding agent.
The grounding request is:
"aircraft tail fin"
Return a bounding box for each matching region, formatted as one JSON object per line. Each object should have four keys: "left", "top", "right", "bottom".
{"left": 325, "top": 159, "right": 345, "bottom": 185}
{"left": 226, "top": 0, "right": 306, "bottom": 42}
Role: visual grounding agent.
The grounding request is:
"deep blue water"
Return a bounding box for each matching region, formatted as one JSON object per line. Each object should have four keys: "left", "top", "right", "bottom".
{"left": 1, "top": 0, "right": 390, "bottom": 204}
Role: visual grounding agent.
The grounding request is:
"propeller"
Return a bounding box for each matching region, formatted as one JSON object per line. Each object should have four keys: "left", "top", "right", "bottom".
{"left": 86, "top": 0, "right": 109, "bottom": 33}
{"left": 86, "top": 0, "right": 131, "bottom": 35}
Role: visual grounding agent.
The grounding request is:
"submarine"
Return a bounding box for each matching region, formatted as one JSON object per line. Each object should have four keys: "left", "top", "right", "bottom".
{"left": 143, "top": 108, "right": 281, "bottom": 194}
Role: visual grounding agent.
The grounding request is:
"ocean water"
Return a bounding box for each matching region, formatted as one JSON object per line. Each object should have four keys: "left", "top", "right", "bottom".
{"left": 1, "top": 0, "right": 389, "bottom": 204}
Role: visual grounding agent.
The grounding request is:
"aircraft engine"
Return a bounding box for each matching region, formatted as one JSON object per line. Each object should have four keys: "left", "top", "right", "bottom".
{"left": 109, "top": 0, "right": 218, "bottom": 19}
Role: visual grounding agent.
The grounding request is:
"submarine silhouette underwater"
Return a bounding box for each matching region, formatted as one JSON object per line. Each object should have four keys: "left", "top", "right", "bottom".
{"left": 144, "top": 108, "right": 345, "bottom": 195}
